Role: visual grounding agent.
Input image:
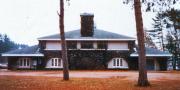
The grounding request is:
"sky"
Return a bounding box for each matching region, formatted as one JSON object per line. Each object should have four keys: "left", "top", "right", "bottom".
{"left": 0, "top": 0, "right": 156, "bottom": 46}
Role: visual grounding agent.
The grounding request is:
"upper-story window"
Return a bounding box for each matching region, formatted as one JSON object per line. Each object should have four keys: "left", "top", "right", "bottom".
{"left": 81, "top": 42, "right": 93, "bottom": 49}
{"left": 46, "top": 42, "right": 61, "bottom": 50}
{"left": 67, "top": 42, "right": 77, "bottom": 49}
{"left": 97, "top": 42, "right": 107, "bottom": 49}
{"left": 108, "top": 42, "right": 128, "bottom": 50}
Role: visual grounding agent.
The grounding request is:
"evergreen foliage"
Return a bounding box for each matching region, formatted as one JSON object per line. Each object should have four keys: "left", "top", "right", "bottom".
{"left": 144, "top": 30, "right": 157, "bottom": 48}
{"left": 164, "top": 9, "right": 180, "bottom": 70}
{"left": 123, "top": 0, "right": 179, "bottom": 12}
{"left": 146, "top": 13, "right": 166, "bottom": 50}
{"left": 123, "top": 0, "right": 179, "bottom": 86}
{"left": 0, "top": 33, "right": 28, "bottom": 54}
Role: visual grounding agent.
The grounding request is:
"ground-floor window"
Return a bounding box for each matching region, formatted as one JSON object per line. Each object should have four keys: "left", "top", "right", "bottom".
{"left": 19, "top": 58, "right": 31, "bottom": 67}
{"left": 51, "top": 58, "right": 62, "bottom": 67}
{"left": 113, "top": 58, "right": 124, "bottom": 67}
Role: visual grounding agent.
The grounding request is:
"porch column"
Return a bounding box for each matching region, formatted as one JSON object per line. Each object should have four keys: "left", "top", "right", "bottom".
{"left": 154, "top": 58, "right": 160, "bottom": 71}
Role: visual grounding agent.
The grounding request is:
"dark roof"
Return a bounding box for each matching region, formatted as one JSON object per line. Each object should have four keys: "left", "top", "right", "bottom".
{"left": 80, "top": 13, "right": 94, "bottom": 16}
{"left": 38, "top": 29, "right": 135, "bottom": 40}
{"left": 2, "top": 46, "right": 43, "bottom": 56}
{"left": 130, "top": 47, "right": 172, "bottom": 57}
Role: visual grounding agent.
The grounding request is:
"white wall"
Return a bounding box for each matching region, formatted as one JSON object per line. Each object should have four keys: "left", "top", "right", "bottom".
{"left": 77, "top": 42, "right": 81, "bottom": 49}
{"left": 45, "top": 41, "right": 129, "bottom": 50}
{"left": 46, "top": 42, "right": 61, "bottom": 50}
{"left": 108, "top": 42, "right": 128, "bottom": 50}
{"left": 108, "top": 58, "right": 129, "bottom": 69}
{"left": 93, "top": 42, "right": 97, "bottom": 49}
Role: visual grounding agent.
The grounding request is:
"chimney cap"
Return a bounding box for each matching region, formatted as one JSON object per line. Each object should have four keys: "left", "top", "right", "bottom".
{"left": 80, "top": 13, "right": 94, "bottom": 16}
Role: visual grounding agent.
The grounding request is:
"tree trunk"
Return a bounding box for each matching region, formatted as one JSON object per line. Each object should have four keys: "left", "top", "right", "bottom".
{"left": 134, "top": 0, "right": 150, "bottom": 86}
{"left": 173, "top": 22, "right": 178, "bottom": 70}
{"left": 59, "top": 0, "right": 69, "bottom": 80}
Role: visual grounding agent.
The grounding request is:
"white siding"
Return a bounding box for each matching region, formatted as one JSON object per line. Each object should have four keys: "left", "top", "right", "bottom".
{"left": 45, "top": 58, "right": 63, "bottom": 69}
{"left": 108, "top": 42, "right": 128, "bottom": 50}
{"left": 77, "top": 42, "right": 81, "bottom": 49}
{"left": 108, "top": 58, "right": 129, "bottom": 69}
{"left": 46, "top": 42, "right": 61, "bottom": 50}
{"left": 93, "top": 42, "right": 97, "bottom": 49}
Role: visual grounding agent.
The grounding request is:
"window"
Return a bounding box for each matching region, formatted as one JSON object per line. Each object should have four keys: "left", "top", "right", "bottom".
{"left": 113, "top": 58, "right": 124, "bottom": 67}
{"left": 81, "top": 42, "right": 93, "bottom": 49}
{"left": 19, "top": 58, "right": 31, "bottom": 67}
{"left": 20, "top": 59, "right": 23, "bottom": 66}
{"left": 51, "top": 58, "right": 62, "bottom": 67}
{"left": 108, "top": 43, "right": 128, "bottom": 50}
{"left": 117, "top": 59, "right": 119, "bottom": 66}
{"left": 113, "top": 59, "right": 116, "bottom": 66}
{"left": 46, "top": 42, "right": 61, "bottom": 50}
{"left": 58, "top": 59, "right": 61, "bottom": 66}
{"left": 67, "top": 42, "right": 77, "bottom": 49}
{"left": 52, "top": 59, "right": 54, "bottom": 66}
{"left": 120, "top": 59, "right": 123, "bottom": 66}
{"left": 97, "top": 42, "right": 107, "bottom": 49}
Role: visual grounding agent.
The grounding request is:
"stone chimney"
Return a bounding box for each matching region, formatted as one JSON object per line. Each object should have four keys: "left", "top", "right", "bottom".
{"left": 80, "top": 13, "right": 94, "bottom": 37}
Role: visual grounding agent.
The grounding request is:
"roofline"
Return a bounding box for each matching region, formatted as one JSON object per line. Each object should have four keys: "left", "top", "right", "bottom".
{"left": 38, "top": 38, "right": 136, "bottom": 41}
{"left": 44, "top": 49, "right": 130, "bottom": 51}
{"left": 1, "top": 54, "right": 44, "bottom": 57}
{"left": 130, "top": 54, "right": 172, "bottom": 57}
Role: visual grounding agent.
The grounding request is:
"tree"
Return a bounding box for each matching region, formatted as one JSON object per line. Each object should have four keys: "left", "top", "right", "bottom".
{"left": 59, "top": 0, "right": 69, "bottom": 80}
{"left": 166, "top": 32, "right": 175, "bottom": 54}
{"left": 144, "top": 30, "right": 157, "bottom": 48}
{"left": 123, "top": 0, "right": 179, "bottom": 86}
{"left": 133, "top": 0, "right": 150, "bottom": 86}
{"left": 0, "top": 34, "right": 15, "bottom": 53}
{"left": 149, "top": 13, "right": 166, "bottom": 50}
{"left": 0, "top": 34, "right": 28, "bottom": 54}
{"left": 166, "top": 31, "right": 178, "bottom": 70}
{"left": 163, "top": 9, "right": 180, "bottom": 70}
{"left": 147, "top": 8, "right": 180, "bottom": 70}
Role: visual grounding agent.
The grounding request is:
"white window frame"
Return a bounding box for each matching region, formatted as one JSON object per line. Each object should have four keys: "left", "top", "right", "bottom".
{"left": 18, "top": 58, "right": 31, "bottom": 67}
{"left": 113, "top": 58, "right": 123, "bottom": 67}
{"left": 51, "top": 58, "right": 62, "bottom": 67}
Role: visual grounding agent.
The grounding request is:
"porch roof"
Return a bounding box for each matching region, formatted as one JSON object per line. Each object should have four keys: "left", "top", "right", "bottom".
{"left": 130, "top": 47, "right": 172, "bottom": 57}
{"left": 1, "top": 45, "right": 44, "bottom": 57}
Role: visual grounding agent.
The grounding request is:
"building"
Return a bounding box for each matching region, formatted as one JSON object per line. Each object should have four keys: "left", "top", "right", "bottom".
{"left": 1, "top": 13, "right": 172, "bottom": 70}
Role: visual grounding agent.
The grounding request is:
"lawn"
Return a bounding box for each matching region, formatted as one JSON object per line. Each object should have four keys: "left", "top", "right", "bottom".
{"left": 0, "top": 75, "right": 180, "bottom": 90}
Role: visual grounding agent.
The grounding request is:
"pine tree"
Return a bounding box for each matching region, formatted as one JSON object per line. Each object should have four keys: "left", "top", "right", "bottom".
{"left": 163, "top": 9, "right": 180, "bottom": 70}
{"left": 59, "top": 0, "right": 69, "bottom": 80}
{"left": 0, "top": 34, "right": 18, "bottom": 53}
{"left": 123, "top": 0, "right": 179, "bottom": 86}
{"left": 144, "top": 30, "right": 157, "bottom": 48}
{"left": 151, "top": 13, "right": 165, "bottom": 50}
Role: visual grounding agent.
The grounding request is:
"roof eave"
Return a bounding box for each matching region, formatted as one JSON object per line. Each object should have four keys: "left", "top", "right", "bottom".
{"left": 1, "top": 54, "right": 44, "bottom": 57}
{"left": 38, "top": 38, "right": 136, "bottom": 41}
{"left": 130, "top": 54, "right": 172, "bottom": 57}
